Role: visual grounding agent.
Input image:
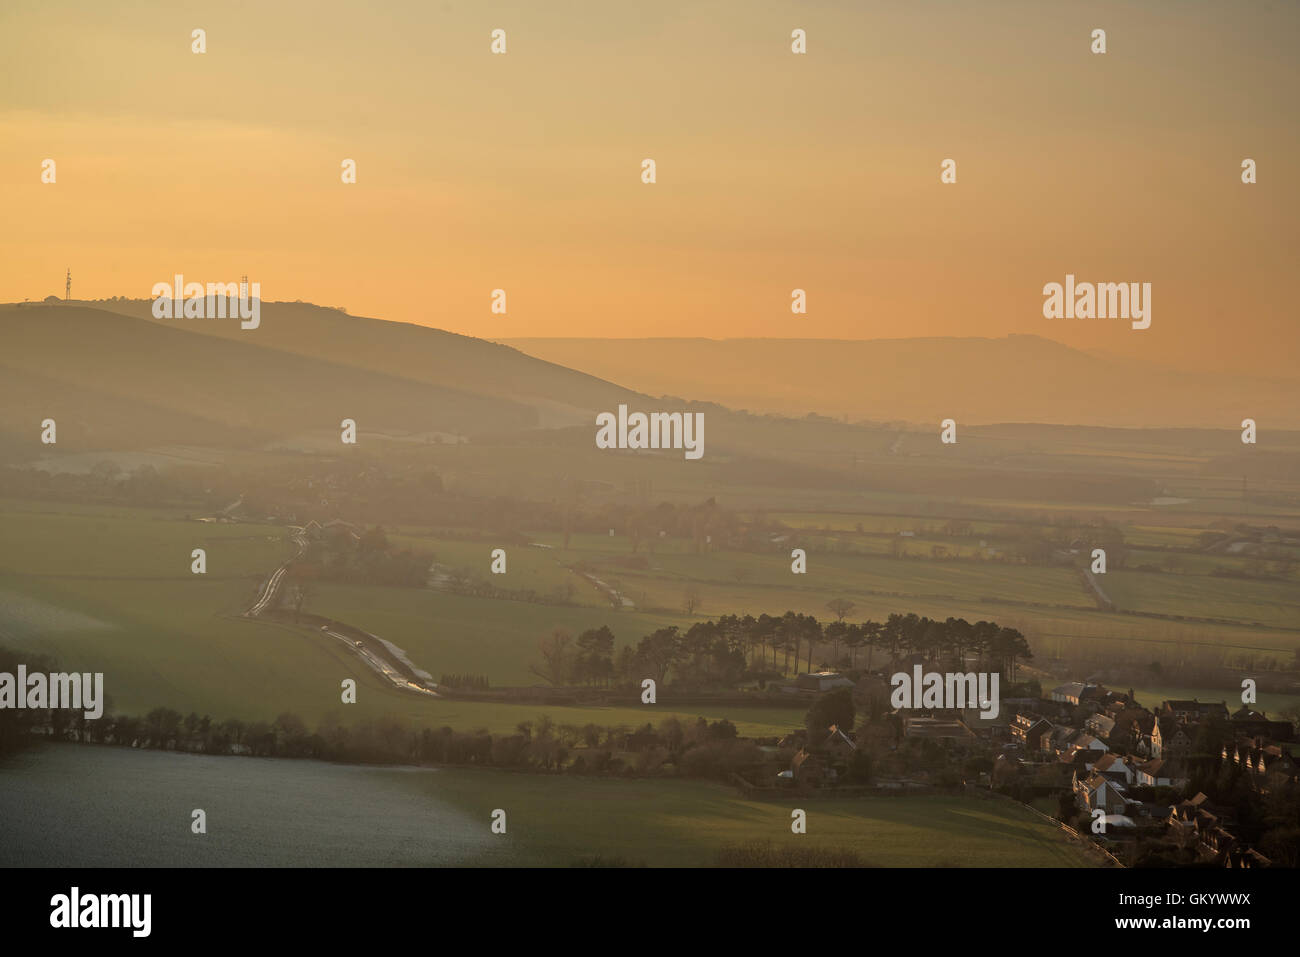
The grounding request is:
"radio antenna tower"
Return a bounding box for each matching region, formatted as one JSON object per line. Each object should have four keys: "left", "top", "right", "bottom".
{"left": 65, "top": 267, "right": 71, "bottom": 301}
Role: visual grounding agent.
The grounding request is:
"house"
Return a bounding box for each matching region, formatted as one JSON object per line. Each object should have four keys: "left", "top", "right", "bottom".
{"left": 1223, "top": 847, "right": 1271, "bottom": 868}
{"left": 1092, "top": 752, "right": 1136, "bottom": 785}
{"left": 1050, "top": 681, "right": 1105, "bottom": 706}
{"left": 1134, "top": 716, "right": 1163, "bottom": 759}
{"left": 1230, "top": 707, "right": 1295, "bottom": 742}
{"left": 1224, "top": 737, "right": 1299, "bottom": 793}
{"left": 795, "top": 672, "right": 856, "bottom": 693}
{"left": 822, "top": 725, "right": 857, "bottom": 754}
{"left": 1058, "top": 747, "right": 1093, "bottom": 770}
{"left": 902, "top": 716, "right": 976, "bottom": 743}
{"left": 1197, "top": 701, "right": 1230, "bottom": 722}
{"left": 1108, "top": 707, "right": 1151, "bottom": 751}
{"left": 1085, "top": 712, "right": 1116, "bottom": 738}
{"left": 1167, "top": 792, "right": 1241, "bottom": 853}
{"left": 1257, "top": 746, "right": 1299, "bottom": 792}
{"left": 1168, "top": 793, "right": 1211, "bottom": 838}
{"left": 1045, "top": 725, "right": 1079, "bottom": 755}
{"left": 1135, "top": 758, "right": 1188, "bottom": 789}
{"left": 1163, "top": 725, "right": 1193, "bottom": 759}
{"left": 960, "top": 707, "right": 1010, "bottom": 740}
{"left": 1100, "top": 689, "right": 1137, "bottom": 710}
{"left": 1065, "top": 731, "right": 1107, "bottom": 755}
{"left": 1074, "top": 770, "right": 1129, "bottom": 816}
{"left": 1159, "top": 699, "right": 1221, "bottom": 723}
{"left": 1010, "top": 713, "right": 1052, "bottom": 752}
{"left": 1050, "top": 682, "right": 1097, "bottom": 706}
{"left": 1196, "top": 825, "right": 1238, "bottom": 863}
{"left": 790, "top": 747, "right": 830, "bottom": 786}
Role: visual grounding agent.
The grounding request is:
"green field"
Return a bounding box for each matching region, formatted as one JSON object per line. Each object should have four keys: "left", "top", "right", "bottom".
{"left": 1129, "top": 684, "right": 1300, "bottom": 718}
{"left": 305, "top": 583, "right": 690, "bottom": 683}
{"left": 389, "top": 532, "right": 611, "bottom": 607}
{"left": 0, "top": 500, "right": 808, "bottom": 732}
{"left": 381, "top": 767, "right": 1098, "bottom": 867}
{"left": 6, "top": 494, "right": 1299, "bottom": 731}
{"left": 0, "top": 568, "right": 804, "bottom": 735}
{"left": 1103, "top": 569, "right": 1300, "bottom": 629}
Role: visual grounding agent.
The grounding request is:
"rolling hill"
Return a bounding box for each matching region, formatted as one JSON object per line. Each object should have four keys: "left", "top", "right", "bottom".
{"left": 4, "top": 300, "right": 1295, "bottom": 515}
{"left": 95, "top": 298, "right": 643, "bottom": 428}
{"left": 0, "top": 301, "right": 641, "bottom": 456}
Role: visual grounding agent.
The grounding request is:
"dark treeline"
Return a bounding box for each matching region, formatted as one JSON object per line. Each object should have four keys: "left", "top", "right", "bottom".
{"left": 0, "top": 461, "right": 747, "bottom": 555}
{"left": 438, "top": 567, "right": 578, "bottom": 606}
{"left": 2, "top": 643, "right": 767, "bottom": 774}
{"left": 22, "top": 703, "right": 763, "bottom": 782}
{"left": 0, "top": 646, "right": 56, "bottom": 756}
{"left": 439, "top": 673, "right": 490, "bottom": 690}
{"left": 532, "top": 610, "right": 1033, "bottom": 690}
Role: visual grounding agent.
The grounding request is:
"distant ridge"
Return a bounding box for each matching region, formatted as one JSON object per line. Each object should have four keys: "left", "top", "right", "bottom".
{"left": 499, "top": 334, "right": 1300, "bottom": 430}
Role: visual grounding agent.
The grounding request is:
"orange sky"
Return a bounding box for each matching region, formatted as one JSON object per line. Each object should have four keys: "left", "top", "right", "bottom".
{"left": 2, "top": 0, "right": 1296, "bottom": 375}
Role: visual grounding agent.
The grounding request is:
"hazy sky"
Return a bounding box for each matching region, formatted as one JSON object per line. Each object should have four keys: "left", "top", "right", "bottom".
{"left": 2, "top": 0, "right": 1296, "bottom": 375}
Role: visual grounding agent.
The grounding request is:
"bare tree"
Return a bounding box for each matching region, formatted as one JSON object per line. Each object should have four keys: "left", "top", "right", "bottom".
{"left": 825, "top": 598, "right": 856, "bottom": 622}
{"left": 530, "top": 628, "right": 573, "bottom": 686}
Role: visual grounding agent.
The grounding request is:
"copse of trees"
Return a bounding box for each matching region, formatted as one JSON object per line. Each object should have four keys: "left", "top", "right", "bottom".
{"left": 296, "top": 525, "right": 432, "bottom": 588}
{"left": 527, "top": 610, "right": 1033, "bottom": 690}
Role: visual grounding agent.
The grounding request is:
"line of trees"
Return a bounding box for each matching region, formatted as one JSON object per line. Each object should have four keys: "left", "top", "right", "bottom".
{"left": 438, "top": 674, "right": 490, "bottom": 690}
{"left": 27, "top": 703, "right": 763, "bottom": 781}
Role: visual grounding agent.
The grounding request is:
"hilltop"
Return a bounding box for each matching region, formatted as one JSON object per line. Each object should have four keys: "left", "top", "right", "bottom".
{"left": 0, "top": 300, "right": 641, "bottom": 454}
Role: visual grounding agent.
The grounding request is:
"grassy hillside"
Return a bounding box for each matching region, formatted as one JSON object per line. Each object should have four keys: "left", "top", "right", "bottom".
{"left": 392, "top": 768, "right": 1098, "bottom": 867}
{"left": 0, "top": 303, "right": 549, "bottom": 452}
{"left": 95, "top": 298, "right": 642, "bottom": 427}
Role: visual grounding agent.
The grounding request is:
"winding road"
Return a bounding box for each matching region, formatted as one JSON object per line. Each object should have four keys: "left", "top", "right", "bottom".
{"left": 244, "top": 525, "right": 440, "bottom": 697}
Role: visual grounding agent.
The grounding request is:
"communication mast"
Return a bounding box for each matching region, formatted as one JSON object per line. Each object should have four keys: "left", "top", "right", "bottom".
{"left": 65, "top": 267, "right": 71, "bottom": 301}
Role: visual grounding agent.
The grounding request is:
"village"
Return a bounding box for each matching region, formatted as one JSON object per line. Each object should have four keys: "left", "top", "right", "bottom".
{"left": 737, "top": 670, "right": 1299, "bottom": 868}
